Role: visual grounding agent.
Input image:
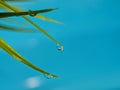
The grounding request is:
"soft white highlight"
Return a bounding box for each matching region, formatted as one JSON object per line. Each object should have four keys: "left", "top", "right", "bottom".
{"left": 25, "top": 76, "right": 42, "bottom": 89}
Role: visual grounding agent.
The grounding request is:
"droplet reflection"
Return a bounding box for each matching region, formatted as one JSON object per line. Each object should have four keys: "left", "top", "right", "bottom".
{"left": 44, "top": 74, "right": 54, "bottom": 79}
{"left": 28, "top": 10, "right": 37, "bottom": 17}
{"left": 57, "top": 45, "right": 64, "bottom": 51}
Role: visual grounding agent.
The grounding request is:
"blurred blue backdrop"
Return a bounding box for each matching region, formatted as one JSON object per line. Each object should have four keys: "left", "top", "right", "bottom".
{"left": 0, "top": 0, "right": 120, "bottom": 90}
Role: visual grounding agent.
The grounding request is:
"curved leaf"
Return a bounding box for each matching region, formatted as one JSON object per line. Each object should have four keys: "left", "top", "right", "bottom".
{"left": 0, "top": 24, "right": 38, "bottom": 32}
{"left": 0, "top": 38, "right": 59, "bottom": 78}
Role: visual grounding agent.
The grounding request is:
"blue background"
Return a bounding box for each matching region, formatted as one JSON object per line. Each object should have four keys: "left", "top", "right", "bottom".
{"left": 0, "top": 0, "right": 120, "bottom": 90}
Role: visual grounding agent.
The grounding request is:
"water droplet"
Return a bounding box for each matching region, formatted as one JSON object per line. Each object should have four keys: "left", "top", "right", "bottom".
{"left": 28, "top": 10, "right": 37, "bottom": 17}
{"left": 44, "top": 74, "right": 54, "bottom": 79}
{"left": 57, "top": 45, "right": 64, "bottom": 51}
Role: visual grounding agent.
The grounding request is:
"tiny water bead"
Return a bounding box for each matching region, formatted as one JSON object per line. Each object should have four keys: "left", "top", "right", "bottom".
{"left": 44, "top": 74, "right": 54, "bottom": 79}
{"left": 57, "top": 45, "right": 64, "bottom": 51}
{"left": 28, "top": 10, "right": 37, "bottom": 17}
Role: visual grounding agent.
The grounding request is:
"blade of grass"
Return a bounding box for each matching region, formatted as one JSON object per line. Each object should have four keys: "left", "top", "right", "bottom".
{"left": 1, "top": 18, "right": 28, "bottom": 26}
{"left": 0, "top": 8, "right": 58, "bottom": 18}
{"left": 0, "top": 4, "right": 62, "bottom": 24}
{"left": 0, "top": 38, "right": 59, "bottom": 78}
{"left": 0, "top": 3, "right": 10, "bottom": 10}
{"left": 36, "top": 15, "right": 64, "bottom": 24}
{"left": 2, "top": 0, "right": 33, "bottom": 2}
{"left": 0, "top": 24, "right": 38, "bottom": 33}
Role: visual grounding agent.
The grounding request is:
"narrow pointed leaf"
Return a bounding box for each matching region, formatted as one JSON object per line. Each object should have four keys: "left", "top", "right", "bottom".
{"left": 1, "top": 18, "right": 28, "bottom": 26}
{"left": 36, "top": 15, "right": 64, "bottom": 24}
{"left": 0, "top": 38, "right": 59, "bottom": 78}
{"left": 2, "top": 0, "right": 33, "bottom": 2}
{"left": 0, "top": 24, "right": 38, "bottom": 32}
{"left": 0, "top": 8, "right": 58, "bottom": 18}
{"left": 0, "top": 3, "right": 10, "bottom": 10}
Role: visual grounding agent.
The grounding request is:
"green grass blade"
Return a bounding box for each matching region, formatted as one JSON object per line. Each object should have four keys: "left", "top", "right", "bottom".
{"left": 3, "top": 0, "right": 33, "bottom": 2}
{"left": 0, "top": 24, "right": 38, "bottom": 33}
{"left": 0, "top": 3, "right": 10, "bottom": 10}
{"left": 0, "top": 38, "right": 59, "bottom": 78}
{"left": 0, "top": 8, "right": 58, "bottom": 18}
{"left": 1, "top": 18, "right": 28, "bottom": 26}
{"left": 36, "top": 15, "right": 64, "bottom": 24}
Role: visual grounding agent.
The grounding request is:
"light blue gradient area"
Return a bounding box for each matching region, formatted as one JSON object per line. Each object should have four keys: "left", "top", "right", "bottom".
{"left": 0, "top": 0, "right": 120, "bottom": 90}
